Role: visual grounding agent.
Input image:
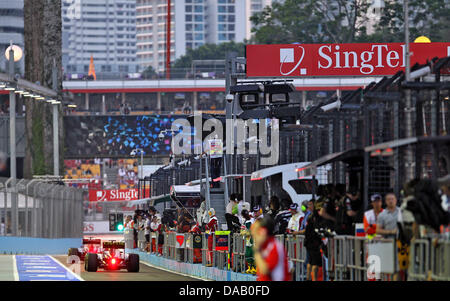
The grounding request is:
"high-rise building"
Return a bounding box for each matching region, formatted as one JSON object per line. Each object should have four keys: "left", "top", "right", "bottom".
{"left": 62, "top": 0, "right": 138, "bottom": 78}
{"left": 245, "top": 0, "right": 272, "bottom": 40}
{"left": 0, "top": 0, "right": 24, "bottom": 74}
{"left": 136, "top": 0, "right": 175, "bottom": 73}
{"left": 136, "top": 0, "right": 249, "bottom": 74}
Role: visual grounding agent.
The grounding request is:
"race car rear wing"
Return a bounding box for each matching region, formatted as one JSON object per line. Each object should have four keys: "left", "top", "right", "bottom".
{"left": 83, "top": 238, "right": 101, "bottom": 245}
{"left": 102, "top": 241, "right": 125, "bottom": 249}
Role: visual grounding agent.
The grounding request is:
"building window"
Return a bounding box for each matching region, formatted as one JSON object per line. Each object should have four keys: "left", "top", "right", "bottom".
{"left": 194, "top": 15, "right": 203, "bottom": 22}
{"left": 218, "top": 15, "right": 226, "bottom": 22}
{"left": 185, "top": 5, "right": 192, "bottom": 12}
{"left": 185, "top": 15, "right": 192, "bottom": 22}
{"left": 218, "top": 6, "right": 226, "bottom": 13}
{"left": 186, "top": 24, "right": 193, "bottom": 31}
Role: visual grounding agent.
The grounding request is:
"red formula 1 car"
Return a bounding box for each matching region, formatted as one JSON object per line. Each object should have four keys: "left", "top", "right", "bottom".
{"left": 84, "top": 241, "right": 140, "bottom": 273}
{"left": 68, "top": 237, "right": 102, "bottom": 262}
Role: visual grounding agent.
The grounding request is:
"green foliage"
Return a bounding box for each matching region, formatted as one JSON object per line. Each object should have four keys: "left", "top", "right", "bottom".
{"left": 31, "top": 103, "right": 47, "bottom": 175}
{"left": 250, "top": 0, "right": 371, "bottom": 44}
{"left": 375, "top": 0, "right": 450, "bottom": 42}
{"left": 141, "top": 65, "right": 157, "bottom": 78}
{"left": 172, "top": 41, "right": 246, "bottom": 69}
{"left": 250, "top": 0, "right": 449, "bottom": 44}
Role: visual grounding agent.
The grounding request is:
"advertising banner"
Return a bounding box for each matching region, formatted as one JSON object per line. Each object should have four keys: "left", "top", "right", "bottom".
{"left": 89, "top": 188, "right": 149, "bottom": 202}
{"left": 215, "top": 231, "right": 230, "bottom": 251}
{"left": 83, "top": 221, "right": 110, "bottom": 234}
{"left": 246, "top": 43, "right": 450, "bottom": 77}
{"left": 176, "top": 234, "right": 186, "bottom": 249}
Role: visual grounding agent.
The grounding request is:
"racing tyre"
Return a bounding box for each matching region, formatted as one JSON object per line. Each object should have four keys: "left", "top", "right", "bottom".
{"left": 127, "top": 254, "right": 139, "bottom": 272}
{"left": 86, "top": 253, "right": 98, "bottom": 272}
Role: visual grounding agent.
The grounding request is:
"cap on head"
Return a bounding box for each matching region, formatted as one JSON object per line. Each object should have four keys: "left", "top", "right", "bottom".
{"left": 370, "top": 193, "right": 382, "bottom": 202}
{"left": 301, "top": 201, "right": 308, "bottom": 212}
{"left": 208, "top": 208, "right": 215, "bottom": 216}
{"left": 289, "top": 203, "right": 298, "bottom": 211}
{"left": 253, "top": 205, "right": 261, "bottom": 212}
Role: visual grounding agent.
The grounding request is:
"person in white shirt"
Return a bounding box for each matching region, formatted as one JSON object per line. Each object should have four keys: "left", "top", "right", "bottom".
{"left": 287, "top": 203, "right": 304, "bottom": 234}
{"left": 144, "top": 214, "right": 152, "bottom": 252}
{"left": 225, "top": 194, "right": 240, "bottom": 232}
{"left": 237, "top": 194, "right": 251, "bottom": 224}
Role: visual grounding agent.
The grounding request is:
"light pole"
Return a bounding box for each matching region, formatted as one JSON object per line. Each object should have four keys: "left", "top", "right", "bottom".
{"left": 5, "top": 42, "right": 22, "bottom": 236}
{"left": 404, "top": 0, "right": 414, "bottom": 181}
{"left": 47, "top": 100, "right": 62, "bottom": 176}
{"left": 159, "top": 129, "right": 176, "bottom": 187}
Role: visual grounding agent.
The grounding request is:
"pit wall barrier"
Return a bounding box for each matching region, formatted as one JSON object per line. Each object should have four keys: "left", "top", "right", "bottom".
{"left": 126, "top": 248, "right": 257, "bottom": 281}
{"left": 0, "top": 237, "right": 82, "bottom": 255}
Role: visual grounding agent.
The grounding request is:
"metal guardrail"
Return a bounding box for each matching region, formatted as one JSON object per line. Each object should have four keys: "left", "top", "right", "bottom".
{"left": 131, "top": 230, "right": 449, "bottom": 281}
{"left": 0, "top": 177, "right": 84, "bottom": 238}
{"left": 430, "top": 239, "right": 450, "bottom": 281}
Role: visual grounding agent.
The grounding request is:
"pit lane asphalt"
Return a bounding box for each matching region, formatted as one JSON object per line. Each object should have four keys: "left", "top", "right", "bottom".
{"left": 53, "top": 255, "right": 203, "bottom": 281}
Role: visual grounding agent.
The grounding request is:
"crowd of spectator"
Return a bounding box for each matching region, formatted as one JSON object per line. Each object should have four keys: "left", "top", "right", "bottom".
{"left": 117, "top": 159, "right": 139, "bottom": 189}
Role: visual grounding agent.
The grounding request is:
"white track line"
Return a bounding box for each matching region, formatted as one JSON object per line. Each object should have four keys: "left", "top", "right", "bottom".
{"left": 48, "top": 255, "right": 85, "bottom": 281}
{"left": 139, "top": 258, "right": 209, "bottom": 281}
{"left": 12, "top": 255, "right": 19, "bottom": 281}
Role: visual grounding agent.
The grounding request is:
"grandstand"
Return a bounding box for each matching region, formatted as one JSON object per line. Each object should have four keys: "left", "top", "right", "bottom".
{"left": 64, "top": 158, "right": 139, "bottom": 190}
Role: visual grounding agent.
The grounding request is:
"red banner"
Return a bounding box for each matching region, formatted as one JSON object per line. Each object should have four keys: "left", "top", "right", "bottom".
{"left": 89, "top": 188, "right": 149, "bottom": 202}
{"left": 246, "top": 43, "right": 450, "bottom": 77}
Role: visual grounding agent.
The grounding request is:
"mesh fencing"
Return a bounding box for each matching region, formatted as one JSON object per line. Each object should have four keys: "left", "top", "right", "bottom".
{"left": 0, "top": 177, "right": 85, "bottom": 238}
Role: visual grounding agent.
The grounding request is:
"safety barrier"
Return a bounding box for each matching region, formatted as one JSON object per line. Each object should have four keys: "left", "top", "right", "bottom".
{"left": 286, "top": 235, "right": 307, "bottom": 281}
{"left": 0, "top": 177, "right": 84, "bottom": 238}
{"left": 346, "top": 236, "right": 368, "bottom": 281}
{"left": 137, "top": 229, "right": 146, "bottom": 251}
{"left": 408, "top": 239, "right": 430, "bottom": 281}
{"left": 129, "top": 230, "right": 449, "bottom": 281}
{"left": 430, "top": 239, "right": 450, "bottom": 281}
{"left": 231, "top": 233, "right": 246, "bottom": 273}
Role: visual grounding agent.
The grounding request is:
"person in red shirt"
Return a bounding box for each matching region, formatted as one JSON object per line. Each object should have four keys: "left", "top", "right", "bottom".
{"left": 205, "top": 208, "right": 218, "bottom": 266}
{"left": 251, "top": 216, "right": 291, "bottom": 281}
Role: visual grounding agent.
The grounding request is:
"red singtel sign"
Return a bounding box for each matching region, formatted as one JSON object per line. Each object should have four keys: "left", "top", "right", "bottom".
{"left": 246, "top": 43, "right": 450, "bottom": 77}
{"left": 89, "top": 188, "right": 149, "bottom": 202}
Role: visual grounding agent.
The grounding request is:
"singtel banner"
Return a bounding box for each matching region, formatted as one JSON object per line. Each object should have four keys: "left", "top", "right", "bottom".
{"left": 89, "top": 188, "right": 149, "bottom": 202}
{"left": 246, "top": 43, "right": 450, "bottom": 77}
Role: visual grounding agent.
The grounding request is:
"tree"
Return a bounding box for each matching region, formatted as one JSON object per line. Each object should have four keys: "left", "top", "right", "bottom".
{"left": 373, "top": 0, "right": 450, "bottom": 43}
{"left": 141, "top": 65, "right": 157, "bottom": 79}
{"left": 172, "top": 41, "right": 245, "bottom": 69}
{"left": 24, "top": 0, "right": 63, "bottom": 178}
{"left": 250, "top": 0, "right": 372, "bottom": 44}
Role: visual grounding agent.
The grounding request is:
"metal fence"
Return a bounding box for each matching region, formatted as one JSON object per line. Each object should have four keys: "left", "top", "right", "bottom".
{"left": 132, "top": 230, "right": 450, "bottom": 281}
{"left": 0, "top": 177, "right": 84, "bottom": 238}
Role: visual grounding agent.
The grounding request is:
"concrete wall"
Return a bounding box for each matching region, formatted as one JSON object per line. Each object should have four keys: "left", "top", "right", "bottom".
{"left": 0, "top": 237, "right": 82, "bottom": 254}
